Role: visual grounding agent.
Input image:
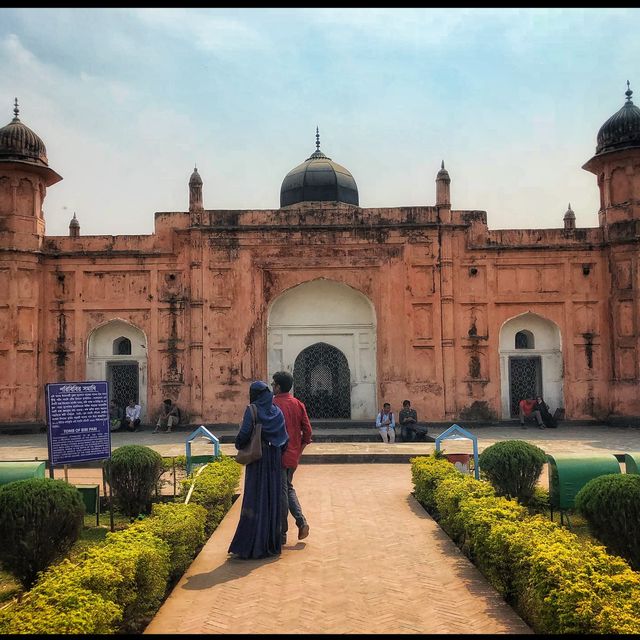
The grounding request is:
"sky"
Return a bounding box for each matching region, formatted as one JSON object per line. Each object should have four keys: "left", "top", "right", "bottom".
{"left": 0, "top": 7, "right": 638, "bottom": 236}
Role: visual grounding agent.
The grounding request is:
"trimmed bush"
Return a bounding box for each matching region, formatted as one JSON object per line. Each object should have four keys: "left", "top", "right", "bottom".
{"left": 0, "top": 561, "right": 122, "bottom": 634}
{"left": 137, "top": 502, "right": 207, "bottom": 580}
{"left": 410, "top": 456, "right": 640, "bottom": 634}
{"left": 0, "top": 478, "right": 85, "bottom": 588}
{"left": 433, "top": 474, "right": 495, "bottom": 543}
{"left": 99, "top": 526, "right": 171, "bottom": 631}
{"left": 180, "top": 455, "right": 241, "bottom": 534}
{"left": 410, "top": 454, "right": 460, "bottom": 515}
{"left": 575, "top": 473, "right": 640, "bottom": 570}
{"left": 105, "top": 445, "right": 164, "bottom": 517}
{"left": 487, "top": 514, "right": 640, "bottom": 634}
{"left": 479, "top": 440, "right": 547, "bottom": 503}
{"left": 458, "top": 494, "right": 527, "bottom": 596}
{"left": 0, "top": 526, "right": 171, "bottom": 634}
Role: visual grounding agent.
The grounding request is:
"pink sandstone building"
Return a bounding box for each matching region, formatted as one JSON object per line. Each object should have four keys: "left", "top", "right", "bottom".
{"left": 1, "top": 87, "right": 640, "bottom": 427}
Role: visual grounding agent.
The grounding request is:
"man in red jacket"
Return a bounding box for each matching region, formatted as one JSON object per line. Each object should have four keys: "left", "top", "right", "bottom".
{"left": 272, "top": 370, "right": 313, "bottom": 545}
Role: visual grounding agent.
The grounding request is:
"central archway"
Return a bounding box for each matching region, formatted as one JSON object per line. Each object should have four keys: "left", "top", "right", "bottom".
{"left": 293, "top": 342, "right": 351, "bottom": 419}
{"left": 267, "top": 279, "right": 377, "bottom": 419}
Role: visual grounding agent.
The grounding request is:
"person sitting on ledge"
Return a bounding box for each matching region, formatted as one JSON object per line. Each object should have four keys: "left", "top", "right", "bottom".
{"left": 519, "top": 397, "right": 545, "bottom": 429}
{"left": 122, "top": 398, "right": 142, "bottom": 432}
{"left": 398, "top": 399, "right": 428, "bottom": 442}
{"left": 153, "top": 398, "right": 180, "bottom": 434}
{"left": 109, "top": 400, "right": 123, "bottom": 432}
{"left": 534, "top": 395, "right": 557, "bottom": 428}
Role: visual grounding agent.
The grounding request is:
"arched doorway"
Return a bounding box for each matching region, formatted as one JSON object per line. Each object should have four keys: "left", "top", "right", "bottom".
{"left": 86, "top": 320, "right": 148, "bottom": 419}
{"left": 499, "top": 312, "right": 563, "bottom": 418}
{"left": 293, "top": 342, "right": 351, "bottom": 419}
{"left": 267, "top": 279, "right": 377, "bottom": 419}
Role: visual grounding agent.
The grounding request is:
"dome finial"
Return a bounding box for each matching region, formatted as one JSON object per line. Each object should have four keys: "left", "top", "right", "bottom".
{"left": 13, "top": 97, "right": 19, "bottom": 121}
{"left": 316, "top": 126, "right": 320, "bottom": 152}
{"left": 626, "top": 80, "right": 633, "bottom": 104}
{"left": 441, "top": 160, "right": 445, "bottom": 169}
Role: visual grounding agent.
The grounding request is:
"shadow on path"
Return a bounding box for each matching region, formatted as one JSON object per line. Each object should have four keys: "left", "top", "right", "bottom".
{"left": 183, "top": 554, "right": 280, "bottom": 590}
{"left": 182, "top": 543, "right": 308, "bottom": 591}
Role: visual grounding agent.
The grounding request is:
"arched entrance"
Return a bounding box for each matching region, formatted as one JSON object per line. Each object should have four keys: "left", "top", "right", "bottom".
{"left": 86, "top": 320, "right": 148, "bottom": 419}
{"left": 293, "top": 342, "right": 351, "bottom": 419}
{"left": 267, "top": 279, "right": 377, "bottom": 419}
{"left": 499, "top": 312, "right": 563, "bottom": 418}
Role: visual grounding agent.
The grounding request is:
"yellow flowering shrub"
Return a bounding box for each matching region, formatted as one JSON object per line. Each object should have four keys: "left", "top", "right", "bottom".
{"left": 434, "top": 474, "right": 495, "bottom": 543}
{"left": 411, "top": 457, "right": 640, "bottom": 634}
{"left": 410, "top": 455, "right": 459, "bottom": 513}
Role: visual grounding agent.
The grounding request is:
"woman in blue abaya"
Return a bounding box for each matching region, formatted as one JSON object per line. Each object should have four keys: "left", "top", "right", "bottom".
{"left": 228, "top": 380, "right": 289, "bottom": 559}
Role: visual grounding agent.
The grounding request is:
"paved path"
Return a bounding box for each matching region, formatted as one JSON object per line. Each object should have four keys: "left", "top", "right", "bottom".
{"left": 144, "top": 464, "right": 531, "bottom": 635}
{"left": 2, "top": 424, "right": 637, "bottom": 492}
{"left": 1, "top": 423, "right": 639, "bottom": 461}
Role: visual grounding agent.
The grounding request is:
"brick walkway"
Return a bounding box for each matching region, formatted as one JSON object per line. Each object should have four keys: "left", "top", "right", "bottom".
{"left": 144, "top": 464, "right": 531, "bottom": 635}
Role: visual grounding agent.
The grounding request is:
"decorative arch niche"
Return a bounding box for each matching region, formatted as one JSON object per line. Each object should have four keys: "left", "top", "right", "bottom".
{"left": 87, "top": 320, "right": 148, "bottom": 418}
{"left": 267, "top": 279, "right": 377, "bottom": 419}
{"left": 499, "top": 312, "right": 563, "bottom": 418}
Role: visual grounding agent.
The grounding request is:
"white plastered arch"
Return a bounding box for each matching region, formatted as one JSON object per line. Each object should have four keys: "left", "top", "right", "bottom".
{"left": 267, "top": 279, "right": 377, "bottom": 419}
{"left": 86, "top": 319, "right": 148, "bottom": 418}
{"left": 499, "top": 311, "right": 563, "bottom": 418}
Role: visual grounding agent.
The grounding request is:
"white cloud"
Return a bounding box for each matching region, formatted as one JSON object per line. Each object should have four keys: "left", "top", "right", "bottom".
{"left": 131, "top": 8, "right": 269, "bottom": 55}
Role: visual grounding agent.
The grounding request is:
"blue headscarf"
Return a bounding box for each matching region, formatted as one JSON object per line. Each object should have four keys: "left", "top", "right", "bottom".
{"left": 244, "top": 380, "right": 288, "bottom": 447}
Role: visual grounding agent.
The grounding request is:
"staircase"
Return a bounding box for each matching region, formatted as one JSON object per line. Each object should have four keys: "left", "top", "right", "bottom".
{"left": 186, "top": 420, "right": 439, "bottom": 444}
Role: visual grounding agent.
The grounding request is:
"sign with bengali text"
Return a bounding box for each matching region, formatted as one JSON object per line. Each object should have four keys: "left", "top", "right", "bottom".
{"left": 46, "top": 381, "right": 111, "bottom": 465}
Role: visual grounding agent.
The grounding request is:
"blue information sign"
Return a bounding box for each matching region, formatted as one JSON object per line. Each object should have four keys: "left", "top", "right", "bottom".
{"left": 46, "top": 381, "right": 111, "bottom": 466}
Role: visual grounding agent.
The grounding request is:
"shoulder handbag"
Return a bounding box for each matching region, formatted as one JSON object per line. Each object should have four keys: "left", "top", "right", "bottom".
{"left": 236, "top": 404, "right": 263, "bottom": 465}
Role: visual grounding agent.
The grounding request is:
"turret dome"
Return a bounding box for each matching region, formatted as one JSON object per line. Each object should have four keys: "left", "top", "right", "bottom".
{"left": 0, "top": 99, "right": 49, "bottom": 167}
{"left": 595, "top": 82, "right": 640, "bottom": 156}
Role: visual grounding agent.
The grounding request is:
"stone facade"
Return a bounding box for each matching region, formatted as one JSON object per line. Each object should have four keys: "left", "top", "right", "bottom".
{"left": 1, "top": 90, "right": 640, "bottom": 425}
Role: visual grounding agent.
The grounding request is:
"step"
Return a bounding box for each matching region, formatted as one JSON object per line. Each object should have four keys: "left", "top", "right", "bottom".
{"left": 0, "top": 419, "right": 609, "bottom": 436}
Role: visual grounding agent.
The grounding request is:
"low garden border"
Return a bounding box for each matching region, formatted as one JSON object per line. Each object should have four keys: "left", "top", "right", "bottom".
{"left": 0, "top": 454, "right": 241, "bottom": 634}
{"left": 411, "top": 455, "right": 640, "bottom": 634}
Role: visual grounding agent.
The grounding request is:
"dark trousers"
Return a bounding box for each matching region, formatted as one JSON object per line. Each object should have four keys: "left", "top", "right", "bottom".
{"left": 281, "top": 467, "right": 306, "bottom": 539}
{"left": 401, "top": 424, "right": 427, "bottom": 442}
{"left": 123, "top": 418, "right": 141, "bottom": 431}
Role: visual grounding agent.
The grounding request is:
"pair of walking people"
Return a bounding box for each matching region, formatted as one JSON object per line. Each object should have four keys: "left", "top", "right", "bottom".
{"left": 228, "top": 371, "right": 312, "bottom": 559}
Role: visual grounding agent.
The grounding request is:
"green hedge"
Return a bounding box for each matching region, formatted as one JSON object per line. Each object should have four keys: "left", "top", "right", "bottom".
{"left": 0, "top": 463, "right": 237, "bottom": 635}
{"left": 137, "top": 502, "right": 207, "bottom": 580}
{"left": 0, "top": 478, "right": 85, "bottom": 588}
{"left": 180, "top": 454, "right": 241, "bottom": 534}
{"left": 575, "top": 473, "right": 640, "bottom": 570}
{"left": 478, "top": 440, "right": 547, "bottom": 504}
{"left": 411, "top": 454, "right": 640, "bottom": 634}
{"left": 433, "top": 474, "right": 495, "bottom": 544}
{"left": 105, "top": 445, "right": 164, "bottom": 517}
{"left": 410, "top": 455, "right": 459, "bottom": 514}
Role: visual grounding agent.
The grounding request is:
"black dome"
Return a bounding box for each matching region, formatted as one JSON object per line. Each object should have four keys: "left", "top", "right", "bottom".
{"left": 0, "top": 101, "right": 48, "bottom": 167}
{"left": 596, "top": 83, "right": 640, "bottom": 156}
{"left": 280, "top": 130, "right": 358, "bottom": 207}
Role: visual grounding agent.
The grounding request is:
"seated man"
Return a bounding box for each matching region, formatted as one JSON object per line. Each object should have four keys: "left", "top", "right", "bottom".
{"left": 109, "top": 400, "right": 123, "bottom": 432}
{"left": 398, "top": 400, "right": 428, "bottom": 442}
{"left": 519, "top": 397, "right": 545, "bottom": 429}
{"left": 376, "top": 402, "right": 396, "bottom": 443}
{"left": 154, "top": 398, "right": 180, "bottom": 434}
{"left": 122, "top": 398, "right": 142, "bottom": 432}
